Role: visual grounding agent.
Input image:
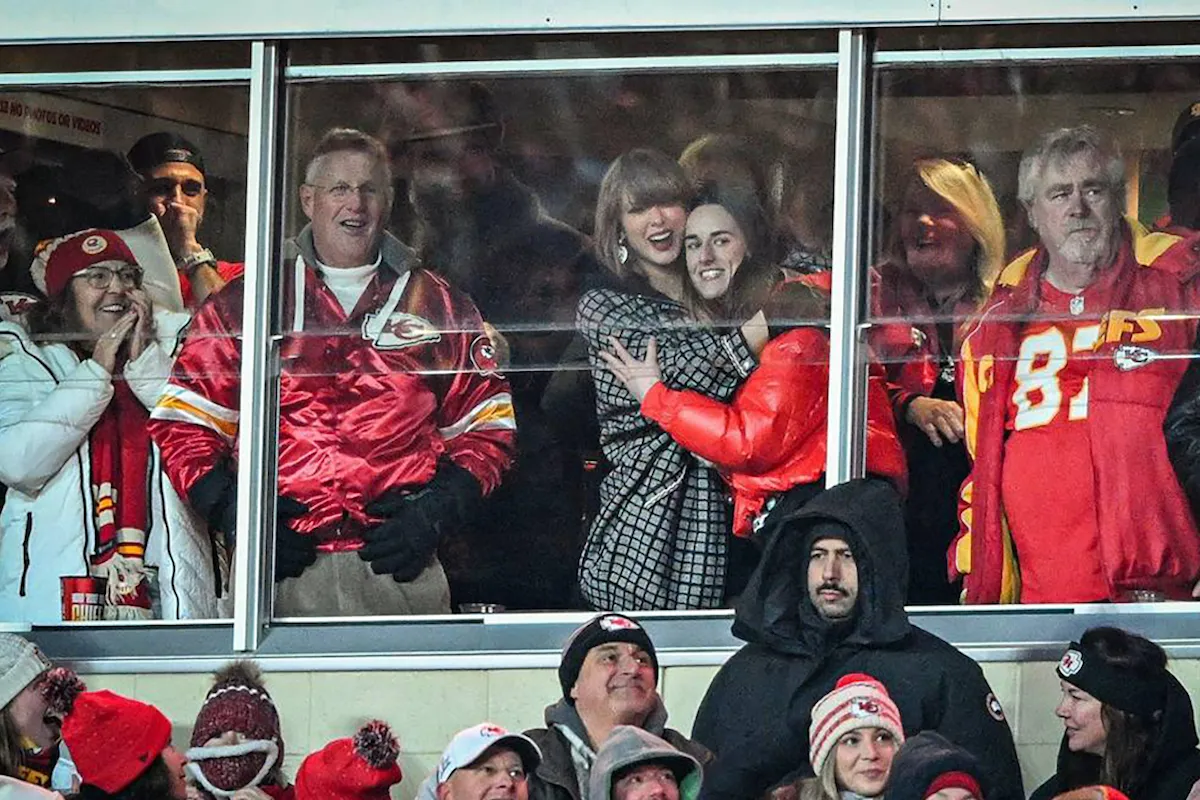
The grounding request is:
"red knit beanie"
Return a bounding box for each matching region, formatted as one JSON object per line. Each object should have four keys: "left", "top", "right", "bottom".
{"left": 62, "top": 690, "right": 172, "bottom": 794}
{"left": 35, "top": 229, "right": 138, "bottom": 298}
{"left": 294, "top": 720, "right": 402, "bottom": 800}
{"left": 926, "top": 771, "right": 984, "bottom": 799}
{"left": 187, "top": 661, "right": 284, "bottom": 795}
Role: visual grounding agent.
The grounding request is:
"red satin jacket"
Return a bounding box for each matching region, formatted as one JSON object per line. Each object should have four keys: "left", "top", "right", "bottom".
{"left": 640, "top": 326, "right": 907, "bottom": 537}
{"left": 149, "top": 231, "right": 515, "bottom": 547}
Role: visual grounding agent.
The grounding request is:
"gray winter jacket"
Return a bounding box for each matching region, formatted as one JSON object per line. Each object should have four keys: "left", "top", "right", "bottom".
{"left": 588, "top": 726, "right": 702, "bottom": 800}
{"left": 526, "top": 697, "right": 712, "bottom": 800}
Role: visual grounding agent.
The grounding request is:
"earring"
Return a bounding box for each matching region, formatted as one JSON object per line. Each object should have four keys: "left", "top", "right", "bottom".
{"left": 618, "top": 234, "right": 629, "bottom": 265}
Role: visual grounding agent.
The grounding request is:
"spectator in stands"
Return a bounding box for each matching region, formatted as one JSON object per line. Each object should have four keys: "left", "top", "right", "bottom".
{"left": 149, "top": 127, "right": 515, "bottom": 617}
{"left": 524, "top": 613, "right": 710, "bottom": 800}
{"left": 1032, "top": 627, "right": 1200, "bottom": 800}
{"left": 954, "top": 125, "right": 1200, "bottom": 604}
{"left": 692, "top": 478, "right": 1022, "bottom": 800}
{"left": 427, "top": 723, "right": 542, "bottom": 800}
{"left": 0, "top": 146, "right": 41, "bottom": 322}
{"left": 600, "top": 182, "right": 905, "bottom": 598}
{"left": 62, "top": 690, "right": 190, "bottom": 800}
{"left": 127, "top": 133, "right": 242, "bottom": 307}
{"left": 885, "top": 732, "right": 988, "bottom": 800}
{"left": 772, "top": 674, "right": 905, "bottom": 800}
{"left": 576, "top": 149, "right": 769, "bottom": 610}
{"left": 0, "top": 635, "right": 84, "bottom": 795}
{"left": 589, "top": 726, "right": 703, "bottom": 800}
{"left": 1166, "top": 102, "right": 1200, "bottom": 232}
{"left": 869, "top": 157, "right": 1005, "bottom": 604}
{"left": 184, "top": 661, "right": 289, "bottom": 799}
{"left": 388, "top": 80, "right": 598, "bottom": 609}
{"left": 293, "top": 720, "right": 401, "bottom": 800}
{"left": 0, "top": 229, "right": 222, "bottom": 624}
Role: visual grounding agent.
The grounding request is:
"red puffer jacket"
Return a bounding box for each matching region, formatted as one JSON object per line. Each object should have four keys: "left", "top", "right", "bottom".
{"left": 640, "top": 326, "right": 907, "bottom": 537}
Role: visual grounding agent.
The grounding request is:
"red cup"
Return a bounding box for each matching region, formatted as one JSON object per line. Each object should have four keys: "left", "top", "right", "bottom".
{"left": 60, "top": 576, "right": 106, "bottom": 621}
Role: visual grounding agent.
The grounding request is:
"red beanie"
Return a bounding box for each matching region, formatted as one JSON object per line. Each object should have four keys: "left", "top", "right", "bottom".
{"left": 62, "top": 690, "right": 172, "bottom": 794}
{"left": 36, "top": 229, "right": 138, "bottom": 298}
{"left": 294, "top": 720, "right": 402, "bottom": 800}
{"left": 926, "top": 771, "right": 984, "bottom": 800}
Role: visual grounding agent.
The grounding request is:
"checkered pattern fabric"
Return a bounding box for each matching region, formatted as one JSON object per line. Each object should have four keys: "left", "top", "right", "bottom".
{"left": 576, "top": 286, "right": 758, "bottom": 610}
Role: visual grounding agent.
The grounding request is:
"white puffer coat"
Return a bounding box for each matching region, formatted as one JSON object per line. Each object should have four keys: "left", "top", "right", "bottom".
{"left": 0, "top": 312, "right": 227, "bottom": 624}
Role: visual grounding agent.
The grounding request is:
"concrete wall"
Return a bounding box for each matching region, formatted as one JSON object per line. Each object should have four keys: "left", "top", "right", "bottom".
{"left": 76, "top": 657, "right": 1132, "bottom": 799}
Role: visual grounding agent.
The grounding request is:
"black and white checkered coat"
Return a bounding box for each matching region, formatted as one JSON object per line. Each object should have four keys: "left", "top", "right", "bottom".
{"left": 576, "top": 286, "right": 758, "bottom": 610}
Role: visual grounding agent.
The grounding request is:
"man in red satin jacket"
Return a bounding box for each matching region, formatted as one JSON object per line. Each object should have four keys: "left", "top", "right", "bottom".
{"left": 149, "top": 128, "right": 515, "bottom": 616}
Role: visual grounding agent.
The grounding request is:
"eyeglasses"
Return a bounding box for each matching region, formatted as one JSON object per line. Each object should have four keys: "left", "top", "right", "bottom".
{"left": 74, "top": 265, "right": 144, "bottom": 290}
{"left": 145, "top": 177, "right": 205, "bottom": 198}
{"left": 305, "top": 182, "right": 385, "bottom": 201}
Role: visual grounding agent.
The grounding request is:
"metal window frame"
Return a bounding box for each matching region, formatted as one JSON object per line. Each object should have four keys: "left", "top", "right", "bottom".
{"left": 10, "top": 29, "right": 1200, "bottom": 670}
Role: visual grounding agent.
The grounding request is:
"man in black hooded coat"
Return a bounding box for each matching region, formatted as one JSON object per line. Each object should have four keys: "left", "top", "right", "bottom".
{"left": 691, "top": 478, "right": 1023, "bottom": 800}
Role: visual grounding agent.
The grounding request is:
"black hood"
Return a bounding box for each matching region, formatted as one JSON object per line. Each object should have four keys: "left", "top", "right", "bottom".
{"left": 885, "top": 731, "right": 988, "bottom": 800}
{"left": 1052, "top": 669, "right": 1200, "bottom": 794}
{"left": 731, "top": 478, "right": 911, "bottom": 656}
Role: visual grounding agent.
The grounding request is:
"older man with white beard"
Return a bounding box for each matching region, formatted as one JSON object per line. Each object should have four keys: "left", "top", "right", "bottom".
{"left": 952, "top": 124, "right": 1200, "bottom": 604}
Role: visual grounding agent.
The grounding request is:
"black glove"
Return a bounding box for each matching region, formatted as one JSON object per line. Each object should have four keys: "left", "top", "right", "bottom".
{"left": 358, "top": 460, "right": 483, "bottom": 583}
{"left": 187, "top": 460, "right": 238, "bottom": 551}
{"left": 274, "top": 497, "right": 315, "bottom": 582}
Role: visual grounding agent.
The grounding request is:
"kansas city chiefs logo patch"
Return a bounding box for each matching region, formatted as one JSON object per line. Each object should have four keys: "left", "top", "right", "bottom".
{"left": 849, "top": 697, "right": 881, "bottom": 717}
{"left": 81, "top": 234, "right": 109, "bottom": 255}
{"left": 599, "top": 614, "right": 640, "bottom": 632}
{"left": 362, "top": 311, "right": 441, "bottom": 350}
{"left": 470, "top": 334, "right": 502, "bottom": 377}
{"left": 1058, "top": 648, "right": 1084, "bottom": 677}
{"left": 1113, "top": 344, "right": 1155, "bottom": 371}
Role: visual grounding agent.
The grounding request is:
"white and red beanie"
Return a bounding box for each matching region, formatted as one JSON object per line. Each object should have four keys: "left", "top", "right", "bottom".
{"left": 32, "top": 229, "right": 137, "bottom": 299}
{"left": 294, "top": 720, "right": 402, "bottom": 800}
{"left": 809, "top": 673, "right": 905, "bottom": 775}
{"left": 186, "top": 661, "right": 285, "bottom": 797}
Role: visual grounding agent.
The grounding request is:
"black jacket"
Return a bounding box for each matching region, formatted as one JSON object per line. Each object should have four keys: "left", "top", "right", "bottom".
{"left": 1165, "top": 332, "right": 1200, "bottom": 521}
{"left": 691, "top": 479, "right": 1023, "bottom": 800}
{"left": 1031, "top": 671, "right": 1200, "bottom": 800}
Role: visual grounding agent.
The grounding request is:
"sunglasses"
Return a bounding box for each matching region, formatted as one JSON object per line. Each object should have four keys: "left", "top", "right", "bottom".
{"left": 145, "top": 177, "right": 205, "bottom": 198}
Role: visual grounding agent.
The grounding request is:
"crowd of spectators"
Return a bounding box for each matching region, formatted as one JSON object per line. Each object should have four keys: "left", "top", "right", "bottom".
{"left": 2, "top": 612, "right": 1197, "bottom": 800}
{"left": 4, "top": 80, "right": 1200, "bottom": 621}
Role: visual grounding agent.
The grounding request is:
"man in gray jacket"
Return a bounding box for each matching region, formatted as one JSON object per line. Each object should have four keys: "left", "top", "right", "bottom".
{"left": 589, "top": 727, "right": 702, "bottom": 800}
{"left": 525, "top": 613, "right": 711, "bottom": 800}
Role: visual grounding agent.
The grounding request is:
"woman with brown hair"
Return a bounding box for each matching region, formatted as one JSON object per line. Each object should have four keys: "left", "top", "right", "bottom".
{"left": 0, "top": 229, "right": 222, "bottom": 624}
{"left": 1032, "top": 627, "right": 1200, "bottom": 800}
{"left": 869, "top": 157, "right": 1005, "bottom": 604}
{"left": 601, "top": 182, "right": 906, "bottom": 596}
{"left": 576, "top": 149, "right": 769, "bottom": 611}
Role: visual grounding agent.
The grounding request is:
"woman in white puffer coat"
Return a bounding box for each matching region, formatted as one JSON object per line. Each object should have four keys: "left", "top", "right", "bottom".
{"left": 0, "top": 229, "right": 224, "bottom": 624}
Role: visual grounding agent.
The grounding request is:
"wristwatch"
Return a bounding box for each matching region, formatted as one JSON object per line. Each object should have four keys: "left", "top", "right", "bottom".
{"left": 178, "top": 247, "right": 217, "bottom": 275}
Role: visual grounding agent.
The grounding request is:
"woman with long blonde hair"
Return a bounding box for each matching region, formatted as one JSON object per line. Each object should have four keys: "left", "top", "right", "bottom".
{"left": 869, "top": 157, "right": 1005, "bottom": 605}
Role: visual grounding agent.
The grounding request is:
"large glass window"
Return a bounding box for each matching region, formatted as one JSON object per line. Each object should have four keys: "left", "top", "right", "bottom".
{"left": 266, "top": 52, "right": 837, "bottom": 617}
{"left": 868, "top": 53, "right": 1200, "bottom": 607}
{"left": 0, "top": 81, "right": 249, "bottom": 625}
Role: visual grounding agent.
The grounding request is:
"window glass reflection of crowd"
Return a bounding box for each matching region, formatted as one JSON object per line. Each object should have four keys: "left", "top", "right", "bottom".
{"left": 7, "top": 64, "right": 1200, "bottom": 621}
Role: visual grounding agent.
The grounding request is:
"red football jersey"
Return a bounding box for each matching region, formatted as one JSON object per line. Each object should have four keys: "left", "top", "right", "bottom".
{"left": 1000, "top": 274, "right": 1118, "bottom": 602}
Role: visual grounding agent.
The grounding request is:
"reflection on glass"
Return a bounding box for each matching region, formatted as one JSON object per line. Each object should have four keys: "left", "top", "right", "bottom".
{"left": 873, "top": 62, "right": 1200, "bottom": 605}
{"left": 0, "top": 85, "right": 248, "bottom": 625}
{"left": 279, "top": 69, "right": 836, "bottom": 614}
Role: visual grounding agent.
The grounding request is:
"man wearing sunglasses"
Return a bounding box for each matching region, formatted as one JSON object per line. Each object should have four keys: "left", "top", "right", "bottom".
{"left": 127, "top": 132, "right": 243, "bottom": 307}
